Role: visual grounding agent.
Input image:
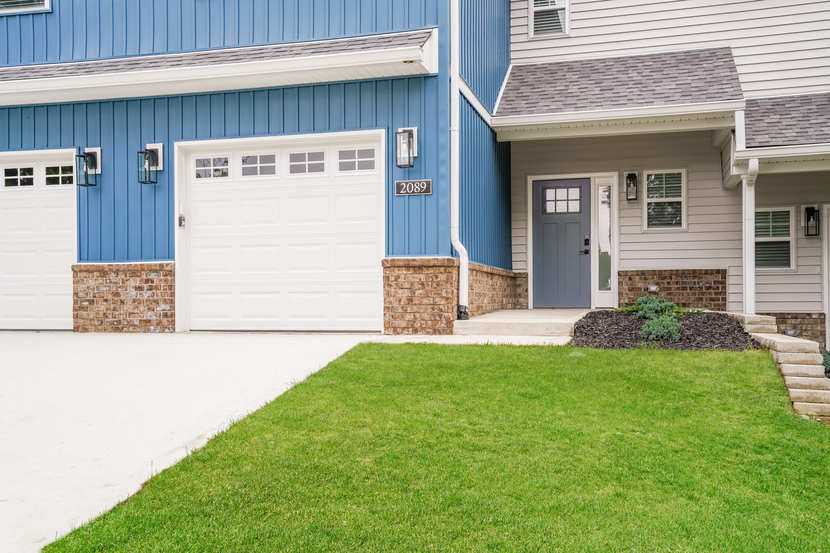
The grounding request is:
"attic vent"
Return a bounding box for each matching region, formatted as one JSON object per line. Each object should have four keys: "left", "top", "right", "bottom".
{"left": 532, "top": 0, "right": 567, "bottom": 36}
{"left": 0, "top": 0, "right": 47, "bottom": 11}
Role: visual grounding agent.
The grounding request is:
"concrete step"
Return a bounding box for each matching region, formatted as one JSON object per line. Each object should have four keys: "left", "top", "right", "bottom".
{"left": 780, "top": 364, "right": 828, "bottom": 377}
{"left": 744, "top": 325, "right": 778, "bottom": 334}
{"left": 728, "top": 313, "right": 777, "bottom": 327}
{"left": 772, "top": 351, "right": 824, "bottom": 366}
{"left": 453, "top": 320, "right": 575, "bottom": 336}
{"left": 788, "top": 389, "right": 830, "bottom": 403}
{"left": 753, "top": 333, "right": 820, "bottom": 354}
{"left": 784, "top": 376, "right": 830, "bottom": 391}
{"left": 793, "top": 402, "right": 830, "bottom": 416}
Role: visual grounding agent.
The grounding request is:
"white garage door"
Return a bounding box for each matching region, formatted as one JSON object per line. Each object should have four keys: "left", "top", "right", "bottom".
{"left": 0, "top": 154, "right": 76, "bottom": 330}
{"left": 185, "top": 135, "right": 384, "bottom": 332}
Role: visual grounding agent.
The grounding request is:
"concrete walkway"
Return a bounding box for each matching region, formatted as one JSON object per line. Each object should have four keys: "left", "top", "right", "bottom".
{"left": 0, "top": 331, "right": 568, "bottom": 552}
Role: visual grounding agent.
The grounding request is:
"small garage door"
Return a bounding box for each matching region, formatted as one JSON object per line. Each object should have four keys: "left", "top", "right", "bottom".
{"left": 185, "top": 136, "right": 384, "bottom": 332}
{"left": 0, "top": 155, "right": 76, "bottom": 330}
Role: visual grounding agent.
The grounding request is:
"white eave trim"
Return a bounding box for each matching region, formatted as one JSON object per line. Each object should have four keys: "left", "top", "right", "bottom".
{"left": 0, "top": 29, "right": 439, "bottom": 107}
{"left": 492, "top": 99, "right": 746, "bottom": 128}
{"left": 735, "top": 142, "right": 830, "bottom": 160}
{"left": 458, "top": 78, "right": 492, "bottom": 126}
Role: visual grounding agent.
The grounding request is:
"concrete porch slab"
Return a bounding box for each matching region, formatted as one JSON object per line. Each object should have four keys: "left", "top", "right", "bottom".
{"left": 453, "top": 309, "right": 591, "bottom": 336}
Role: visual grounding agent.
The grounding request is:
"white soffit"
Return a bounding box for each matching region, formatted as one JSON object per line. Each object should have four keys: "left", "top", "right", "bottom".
{"left": 0, "top": 29, "right": 438, "bottom": 107}
{"left": 734, "top": 142, "right": 830, "bottom": 174}
{"left": 491, "top": 100, "right": 746, "bottom": 142}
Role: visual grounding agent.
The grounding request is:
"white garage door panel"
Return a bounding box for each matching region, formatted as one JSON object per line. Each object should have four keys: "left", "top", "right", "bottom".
{"left": 186, "top": 138, "right": 383, "bottom": 332}
{"left": 0, "top": 162, "right": 75, "bottom": 330}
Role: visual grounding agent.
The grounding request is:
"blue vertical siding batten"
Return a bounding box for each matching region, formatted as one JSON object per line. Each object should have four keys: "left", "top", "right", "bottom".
{"left": 460, "top": 0, "right": 510, "bottom": 112}
{"left": 0, "top": 0, "right": 441, "bottom": 66}
{"left": 459, "top": 96, "right": 511, "bottom": 270}
{"left": 0, "top": 77, "right": 448, "bottom": 262}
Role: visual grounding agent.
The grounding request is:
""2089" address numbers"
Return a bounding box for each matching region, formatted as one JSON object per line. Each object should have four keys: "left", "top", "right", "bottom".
{"left": 395, "top": 179, "right": 432, "bottom": 196}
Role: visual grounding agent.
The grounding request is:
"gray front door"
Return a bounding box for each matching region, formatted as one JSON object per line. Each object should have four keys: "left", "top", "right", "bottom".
{"left": 532, "top": 178, "right": 591, "bottom": 308}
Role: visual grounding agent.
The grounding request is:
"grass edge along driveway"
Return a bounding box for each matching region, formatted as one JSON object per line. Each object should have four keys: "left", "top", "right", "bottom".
{"left": 47, "top": 344, "right": 830, "bottom": 553}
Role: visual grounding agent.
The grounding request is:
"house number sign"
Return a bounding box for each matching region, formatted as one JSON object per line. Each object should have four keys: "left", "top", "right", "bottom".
{"left": 395, "top": 179, "right": 432, "bottom": 196}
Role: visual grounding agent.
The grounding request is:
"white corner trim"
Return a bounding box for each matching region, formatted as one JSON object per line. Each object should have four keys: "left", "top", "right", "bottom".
{"left": 493, "top": 64, "right": 512, "bottom": 116}
{"left": 492, "top": 99, "right": 746, "bottom": 128}
{"left": 0, "top": 30, "right": 438, "bottom": 107}
{"left": 458, "top": 78, "right": 492, "bottom": 126}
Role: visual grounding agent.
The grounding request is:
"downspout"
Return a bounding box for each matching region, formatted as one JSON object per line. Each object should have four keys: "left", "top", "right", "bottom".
{"left": 450, "top": 0, "right": 470, "bottom": 320}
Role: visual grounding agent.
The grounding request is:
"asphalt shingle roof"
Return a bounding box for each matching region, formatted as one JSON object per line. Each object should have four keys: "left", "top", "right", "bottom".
{"left": 496, "top": 48, "right": 744, "bottom": 117}
{"left": 0, "top": 30, "right": 432, "bottom": 83}
{"left": 745, "top": 93, "right": 830, "bottom": 148}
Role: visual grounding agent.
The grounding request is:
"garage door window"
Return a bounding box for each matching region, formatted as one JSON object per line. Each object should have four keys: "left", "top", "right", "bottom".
{"left": 45, "top": 165, "right": 74, "bottom": 186}
{"left": 4, "top": 166, "right": 35, "bottom": 187}
{"left": 289, "top": 152, "right": 325, "bottom": 175}
{"left": 195, "top": 157, "right": 230, "bottom": 179}
{"left": 338, "top": 148, "right": 376, "bottom": 172}
{"left": 240, "top": 154, "right": 278, "bottom": 177}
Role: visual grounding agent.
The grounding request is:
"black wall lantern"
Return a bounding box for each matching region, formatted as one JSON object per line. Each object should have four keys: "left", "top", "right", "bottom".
{"left": 76, "top": 148, "right": 100, "bottom": 187}
{"left": 395, "top": 128, "right": 415, "bottom": 168}
{"left": 625, "top": 172, "right": 638, "bottom": 201}
{"left": 804, "top": 206, "right": 820, "bottom": 237}
{"left": 137, "top": 143, "right": 163, "bottom": 185}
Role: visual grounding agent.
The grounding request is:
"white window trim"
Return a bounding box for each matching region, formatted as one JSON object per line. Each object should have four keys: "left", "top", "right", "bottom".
{"left": 285, "top": 147, "right": 329, "bottom": 179}
{"left": 641, "top": 168, "right": 687, "bottom": 232}
{"left": 192, "top": 153, "right": 232, "bottom": 181}
{"left": 0, "top": 0, "right": 50, "bottom": 16}
{"left": 334, "top": 144, "right": 380, "bottom": 176}
{"left": 755, "top": 206, "right": 796, "bottom": 272}
{"left": 236, "top": 151, "right": 280, "bottom": 180}
{"left": 529, "top": 0, "right": 569, "bottom": 39}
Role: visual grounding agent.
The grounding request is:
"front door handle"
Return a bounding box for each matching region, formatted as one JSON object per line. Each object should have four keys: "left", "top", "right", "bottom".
{"left": 581, "top": 249, "right": 590, "bottom": 255}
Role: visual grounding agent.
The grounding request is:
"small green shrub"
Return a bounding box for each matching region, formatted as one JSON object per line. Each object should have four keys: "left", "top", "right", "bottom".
{"left": 632, "top": 297, "right": 677, "bottom": 319}
{"left": 823, "top": 350, "right": 830, "bottom": 378}
{"left": 641, "top": 314, "right": 682, "bottom": 342}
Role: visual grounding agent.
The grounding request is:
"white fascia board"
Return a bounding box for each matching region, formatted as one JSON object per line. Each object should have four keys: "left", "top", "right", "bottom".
{"left": 490, "top": 99, "right": 745, "bottom": 129}
{"left": 495, "top": 114, "right": 736, "bottom": 142}
{"left": 0, "top": 29, "right": 438, "bottom": 107}
{"left": 735, "top": 142, "right": 830, "bottom": 160}
{"left": 458, "top": 78, "right": 492, "bottom": 125}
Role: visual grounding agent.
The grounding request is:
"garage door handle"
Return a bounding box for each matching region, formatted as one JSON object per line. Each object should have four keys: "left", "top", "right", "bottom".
{"left": 179, "top": 215, "right": 186, "bottom": 228}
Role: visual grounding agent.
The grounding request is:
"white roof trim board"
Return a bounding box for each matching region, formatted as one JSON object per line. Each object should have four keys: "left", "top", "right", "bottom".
{"left": 0, "top": 29, "right": 438, "bottom": 107}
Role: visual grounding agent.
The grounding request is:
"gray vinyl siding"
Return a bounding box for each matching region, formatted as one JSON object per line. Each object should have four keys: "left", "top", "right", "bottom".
{"left": 510, "top": 0, "right": 830, "bottom": 98}
{"left": 754, "top": 172, "right": 830, "bottom": 313}
{"left": 511, "top": 131, "right": 743, "bottom": 296}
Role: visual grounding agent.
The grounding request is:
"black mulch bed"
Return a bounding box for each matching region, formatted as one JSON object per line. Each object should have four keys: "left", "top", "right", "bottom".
{"left": 572, "top": 310, "right": 760, "bottom": 350}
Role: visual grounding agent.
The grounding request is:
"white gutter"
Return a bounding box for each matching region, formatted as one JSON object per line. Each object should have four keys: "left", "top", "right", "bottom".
{"left": 450, "top": 0, "right": 469, "bottom": 320}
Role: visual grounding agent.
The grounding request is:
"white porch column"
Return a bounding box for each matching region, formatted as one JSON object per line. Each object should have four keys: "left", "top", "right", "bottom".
{"left": 742, "top": 158, "right": 759, "bottom": 314}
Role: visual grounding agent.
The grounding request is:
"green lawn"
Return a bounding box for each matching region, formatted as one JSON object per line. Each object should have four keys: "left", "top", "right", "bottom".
{"left": 47, "top": 345, "right": 830, "bottom": 552}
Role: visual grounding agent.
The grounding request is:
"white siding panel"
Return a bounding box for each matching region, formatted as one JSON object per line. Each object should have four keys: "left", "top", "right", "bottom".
{"left": 511, "top": 0, "right": 830, "bottom": 97}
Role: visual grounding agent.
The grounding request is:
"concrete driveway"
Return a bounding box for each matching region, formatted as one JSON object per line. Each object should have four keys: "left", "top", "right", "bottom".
{"left": 0, "top": 331, "right": 366, "bottom": 552}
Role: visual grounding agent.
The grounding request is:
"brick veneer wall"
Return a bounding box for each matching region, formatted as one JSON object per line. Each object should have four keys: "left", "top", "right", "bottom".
{"left": 618, "top": 269, "right": 727, "bottom": 311}
{"left": 382, "top": 258, "right": 528, "bottom": 335}
{"left": 73, "top": 263, "right": 175, "bottom": 333}
{"left": 469, "top": 262, "right": 527, "bottom": 317}
{"left": 760, "top": 312, "right": 826, "bottom": 351}
{"left": 383, "top": 258, "right": 459, "bottom": 335}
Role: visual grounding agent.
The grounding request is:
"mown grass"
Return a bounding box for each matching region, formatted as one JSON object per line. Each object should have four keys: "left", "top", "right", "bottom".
{"left": 47, "top": 345, "right": 830, "bottom": 552}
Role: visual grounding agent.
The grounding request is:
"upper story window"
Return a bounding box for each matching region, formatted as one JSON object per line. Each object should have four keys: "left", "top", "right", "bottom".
{"left": 531, "top": 0, "right": 568, "bottom": 37}
{"left": 0, "top": 0, "right": 49, "bottom": 15}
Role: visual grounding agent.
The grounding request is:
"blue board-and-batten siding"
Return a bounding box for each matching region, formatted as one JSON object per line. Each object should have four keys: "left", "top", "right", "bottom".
{"left": 459, "top": 95, "right": 511, "bottom": 271}
{"left": 0, "top": 77, "right": 449, "bottom": 262}
{"left": 460, "top": 0, "right": 510, "bottom": 112}
{"left": 0, "top": 0, "right": 441, "bottom": 66}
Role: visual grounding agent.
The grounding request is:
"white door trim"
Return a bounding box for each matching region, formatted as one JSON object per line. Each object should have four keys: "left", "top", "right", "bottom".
{"left": 174, "top": 129, "right": 387, "bottom": 332}
{"left": 526, "top": 172, "right": 619, "bottom": 310}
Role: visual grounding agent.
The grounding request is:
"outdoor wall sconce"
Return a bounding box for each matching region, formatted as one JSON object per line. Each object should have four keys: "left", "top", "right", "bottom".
{"left": 396, "top": 127, "right": 416, "bottom": 169}
{"left": 804, "top": 206, "right": 820, "bottom": 237}
{"left": 784, "top": 329, "right": 798, "bottom": 337}
{"left": 625, "top": 172, "right": 638, "bottom": 201}
{"left": 137, "top": 143, "right": 163, "bottom": 185}
{"left": 76, "top": 147, "right": 101, "bottom": 187}
{"left": 647, "top": 284, "right": 660, "bottom": 293}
